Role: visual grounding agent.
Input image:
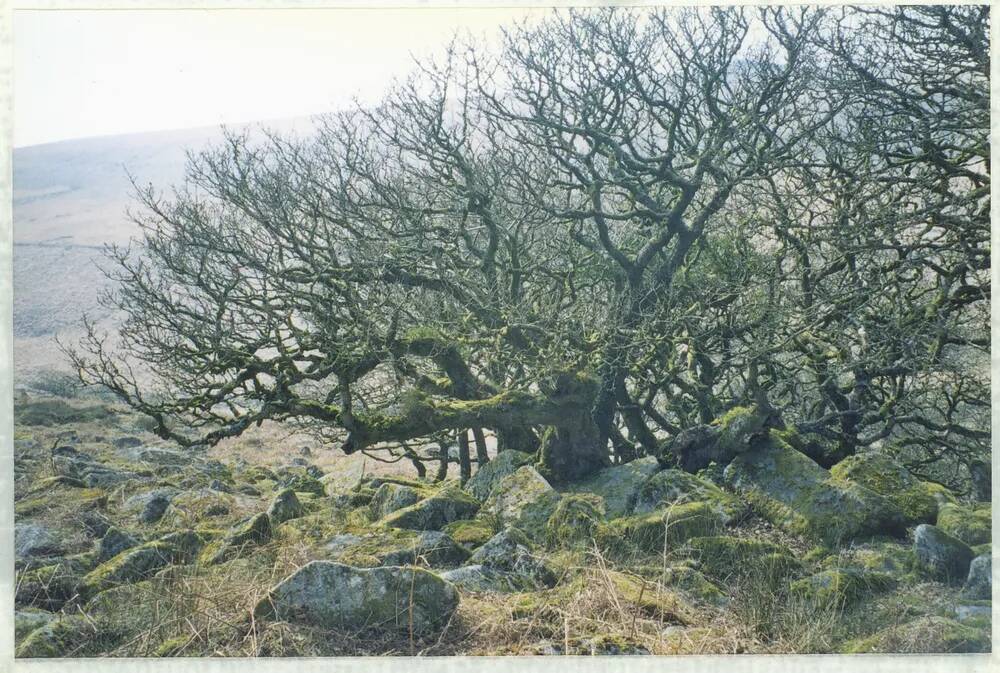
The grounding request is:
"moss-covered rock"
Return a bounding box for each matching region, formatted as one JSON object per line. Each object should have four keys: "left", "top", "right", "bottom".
{"left": 790, "top": 568, "right": 896, "bottom": 608}
{"left": 199, "top": 513, "right": 272, "bottom": 565}
{"left": 82, "top": 543, "right": 174, "bottom": 597}
{"left": 478, "top": 466, "right": 561, "bottom": 540}
{"left": 913, "top": 524, "right": 974, "bottom": 583}
{"left": 820, "top": 540, "right": 915, "bottom": 579}
{"left": 254, "top": 561, "right": 459, "bottom": 635}
{"left": 465, "top": 450, "right": 535, "bottom": 502}
{"left": 379, "top": 486, "right": 479, "bottom": 531}
{"left": 630, "top": 468, "right": 746, "bottom": 523}
{"left": 15, "top": 615, "right": 96, "bottom": 658}
{"left": 160, "top": 488, "right": 236, "bottom": 527}
{"left": 14, "top": 609, "right": 55, "bottom": 644}
{"left": 936, "top": 502, "right": 990, "bottom": 546}
{"left": 97, "top": 526, "right": 140, "bottom": 563}
{"left": 275, "top": 472, "right": 326, "bottom": 497}
{"left": 441, "top": 519, "right": 495, "bottom": 549}
{"left": 545, "top": 493, "right": 605, "bottom": 548}
{"left": 369, "top": 482, "right": 422, "bottom": 519}
{"left": 267, "top": 488, "right": 304, "bottom": 525}
{"left": 686, "top": 536, "right": 793, "bottom": 581}
{"left": 843, "top": 615, "right": 990, "bottom": 653}
{"left": 962, "top": 554, "right": 991, "bottom": 600}
{"left": 461, "top": 529, "right": 557, "bottom": 590}
{"left": 723, "top": 430, "right": 907, "bottom": 546}
{"left": 596, "top": 501, "right": 727, "bottom": 556}
{"left": 82, "top": 530, "right": 208, "bottom": 597}
{"left": 830, "top": 453, "right": 952, "bottom": 525}
{"left": 510, "top": 570, "right": 692, "bottom": 625}
{"left": 562, "top": 456, "right": 661, "bottom": 518}
{"left": 15, "top": 558, "right": 89, "bottom": 610}
{"left": 331, "top": 529, "right": 469, "bottom": 568}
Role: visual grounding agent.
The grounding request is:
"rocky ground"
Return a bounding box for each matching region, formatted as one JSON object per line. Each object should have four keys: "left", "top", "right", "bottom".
{"left": 12, "top": 396, "right": 993, "bottom": 657}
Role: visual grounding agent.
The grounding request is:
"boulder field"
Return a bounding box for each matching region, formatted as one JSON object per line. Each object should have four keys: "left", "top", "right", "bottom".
{"left": 12, "top": 399, "right": 993, "bottom": 656}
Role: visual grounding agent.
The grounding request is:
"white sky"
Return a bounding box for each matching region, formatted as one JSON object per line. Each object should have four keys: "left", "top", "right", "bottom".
{"left": 13, "top": 8, "right": 547, "bottom": 147}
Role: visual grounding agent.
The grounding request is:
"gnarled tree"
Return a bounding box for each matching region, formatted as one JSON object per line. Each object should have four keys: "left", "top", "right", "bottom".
{"left": 64, "top": 6, "right": 989, "bottom": 490}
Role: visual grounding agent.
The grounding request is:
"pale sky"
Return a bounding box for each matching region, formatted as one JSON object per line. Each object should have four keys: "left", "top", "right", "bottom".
{"left": 13, "top": 8, "right": 548, "bottom": 148}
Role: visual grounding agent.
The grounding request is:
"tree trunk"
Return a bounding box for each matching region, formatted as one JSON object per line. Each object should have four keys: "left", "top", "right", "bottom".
{"left": 472, "top": 427, "right": 489, "bottom": 465}
{"left": 537, "top": 372, "right": 609, "bottom": 483}
{"left": 435, "top": 440, "right": 449, "bottom": 481}
{"left": 457, "top": 430, "right": 472, "bottom": 484}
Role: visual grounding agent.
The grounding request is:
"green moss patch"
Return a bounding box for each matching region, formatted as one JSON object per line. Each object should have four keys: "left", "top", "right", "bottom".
{"left": 830, "top": 453, "right": 951, "bottom": 525}
{"left": 936, "top": 502, "right": 991, "bottom": 546}
{"left": 596, "top": 501, "right": 727, "bottom": 556}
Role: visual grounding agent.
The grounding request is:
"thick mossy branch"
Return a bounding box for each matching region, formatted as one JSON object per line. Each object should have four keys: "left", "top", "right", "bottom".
{"left": 340, "top": 388, "right": 588, "bottom": 454}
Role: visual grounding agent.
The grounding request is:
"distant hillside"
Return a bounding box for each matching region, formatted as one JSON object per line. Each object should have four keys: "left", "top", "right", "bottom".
{"left": 12, "top": 118, "right": 314, "bottom": 383}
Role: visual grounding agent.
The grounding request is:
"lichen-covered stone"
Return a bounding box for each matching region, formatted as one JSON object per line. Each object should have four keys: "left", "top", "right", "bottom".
{"left": 962, "top": 554, "right": 991, "bottom": 600}
{"left": 160, "top": 488, "right": 236, "bottom": 527}
{"left": 478, "top": 466, "right": 561, "bottom": 539}
{"left": 15, "top": 558, "right": 88, "bottom": 610}
{"left": 15, "top": 523, "right": 62, "bottom": 560}
{"left": 723, "top": 432, "right": 907, "bottom": 546}
{"left": 545, "top": 493, "right": 605, "bottom": 547}
{"left": 913, "top": 524, "right": 974, "bottom": 583}
{"left": 15, "top": 615, "right": 95, "bottom": 658}
{"left": 331, "top": 529, "right": 469, "bottom": 568}
{"left": 254, "top": 561, "right": 459, "bottom": 635}
{"left": 97, "top": 526, "right": 140, "bottom": 563}
{"left": 369, "top": 482, "right": 421, "bottom": 519}
{"left": 596, "top": 501, "right": 727, "bottom": 555}
{"left": 124, "top": 489, "right": 178, "bottom": 524}
{"left": 15, "top": 609, "right": 55, "bottom": 643}
{"left": 686, "top": 536, "right": 793, "bottom": 581}
{"left": 199, "top": 513, "right": 272, "bottom": 565}
{"left": 267, "top": 488, "right": 304, "bottom": 525}
{"left": 630, "top": 468, "right": 745, "bottom": 523}
{"left": 379, "top": 487, "right": 479, "bottom": 531}
{"left": 562, "top": 456, "right": 661, "bottom": 518}
{"left": 82, "top": 543, "right": 173, "bottom": 597}
{"left": 790, "top": 568, "right": 896, "bottom": 608}
{"left": 830, "top": 453, "right": 952, "bottom": 525}
{"left": 843, "top": 616, "right": 989, "bottom": 653}
{"left": 820, "top": 541, "right": 915, "bottom": 579}
{"left": 466, "top": 529, "right": 556, "bottom": 589}
{"left": 465, "top": 450, "right": 535, "bottom": 502}
{"left": 441, "top": 519, "right": 495, "bottom": 549}
{"left": 936, "top": 502, "right": 991, "bottom": 546}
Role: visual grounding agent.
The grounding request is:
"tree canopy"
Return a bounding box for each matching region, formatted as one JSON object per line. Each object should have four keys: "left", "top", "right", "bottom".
{"left": 65, "top": 6, "right": 989, "bottom": 492}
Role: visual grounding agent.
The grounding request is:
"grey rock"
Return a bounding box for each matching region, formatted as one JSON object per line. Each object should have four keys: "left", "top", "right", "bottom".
{"left": 380, "top": 487, "right": 479, "bottom": 531}
{"left": 478, "top": 466, "right": 561, "bottom": 538}
{"left": 139, "top": 493, "right": 173, "bottom": 524}
{"left": 15, "top": 524, "right": 62, "bottom": 560}
{"left": 465, "top": 450, "right": 534, "bottom": 502}
{"left": 962, "top": 554, "right": 991, "bottom": 600}
{"left": 378, "top": 531, "right": 470, "bottom": 568}
{"left": 467, "top": 529, "right": 555, "bottom": 589}
{"left": 724, "top": 440, "right": 907, "bottom": 545}
{"left": 202, "top": 513, "right": 272, "bottom": 565}
{"left": 370, "top": 482, "right": 420, "bottom": 519}
{"left": 564, "top": 456, "right": 662, "bottom": 518}
{"left": 325, "top": 534, "right": 363, "bottom": 554}
{"left": 255, "top": 561, "right": 459, "bottom": 635}
{"left": 111, "top": 437, "right": 143, "bottom": 450}
{"left": 955, "top": 604, "right": 991, "bottom": 622}
{"left": 98, "top": 527, "right": 140, "bottom": 562}
{"left": 209, "top": 479, "right": 233, "bottom": 493}
{"left": 267, "top": 488, "right": 305, "bottom": 525}
{"left": 914, "top": 524, "right": 974, "bottom": 583}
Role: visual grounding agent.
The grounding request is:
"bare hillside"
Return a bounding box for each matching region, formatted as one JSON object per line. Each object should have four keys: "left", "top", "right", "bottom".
{"left": 13, "top": 119, "right": 311, "bottom": 382}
